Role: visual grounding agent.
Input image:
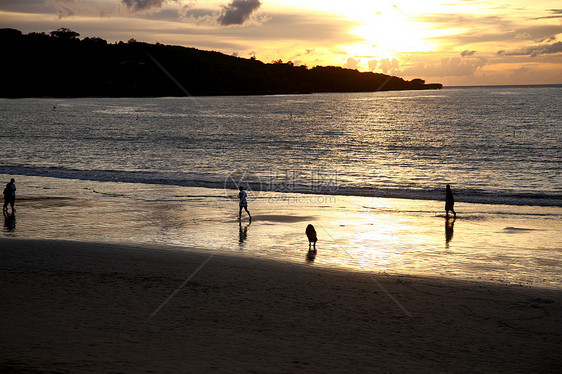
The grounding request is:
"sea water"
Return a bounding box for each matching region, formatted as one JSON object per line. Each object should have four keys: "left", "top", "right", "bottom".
{"left": 1, "top": 86, "right": 561, "bottom": 287}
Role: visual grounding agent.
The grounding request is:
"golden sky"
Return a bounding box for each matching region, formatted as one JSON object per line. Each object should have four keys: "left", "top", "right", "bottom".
{"left": 1, "top": 0, "right": 561, "bottom": 85}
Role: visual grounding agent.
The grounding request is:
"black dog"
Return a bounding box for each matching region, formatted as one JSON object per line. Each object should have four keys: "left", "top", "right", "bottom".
{"left": 306, "top": 224, "right": 317, "bottom": 251}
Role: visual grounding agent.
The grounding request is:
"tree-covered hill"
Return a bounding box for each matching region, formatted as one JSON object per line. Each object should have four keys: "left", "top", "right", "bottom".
{"left": 0, "top": 28, "right": 442, "bottom": 97}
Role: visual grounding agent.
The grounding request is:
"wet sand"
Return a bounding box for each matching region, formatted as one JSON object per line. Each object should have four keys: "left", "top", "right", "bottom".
{"left": 3, "top": 175, "right": 561, "bottom": 288}
{"left": 1, "top": 238, "right": 561, "bottom": 373}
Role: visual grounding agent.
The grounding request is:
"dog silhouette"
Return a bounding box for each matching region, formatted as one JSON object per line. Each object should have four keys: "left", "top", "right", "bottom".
{"left": 306, "top": 224, "right": 317, "bottom": 251}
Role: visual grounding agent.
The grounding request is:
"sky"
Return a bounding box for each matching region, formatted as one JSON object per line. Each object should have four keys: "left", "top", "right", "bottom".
{"left": 1, "top": 0, "right": 561, "bottom": 86}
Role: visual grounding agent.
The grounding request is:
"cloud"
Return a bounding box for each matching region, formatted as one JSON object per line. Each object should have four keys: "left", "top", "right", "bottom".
{"left": 401, "top": 57, "right": 487, "bottom": 77}
{"left": 537, "top": 35, "right": 557, "bottom": 43}
{"left": 414, "top": 14, "right": 510, "bottom": 29}
{"left": 498, "top": 41, "right": 562, "bottom": 57}
{"left": 122, "top": 0, "right": 167, "bottom": 14}
{"left": 364, "top": 58, "right": 399, "bottom": 74}
{"left": 344, "top": 57, "right": 359, "bottom": 69}
{"left": 414, "top": 12, "right": 562, "bottom": 45}
{"left": 55, "top": 0, "right": 75, "bottom": 18}
{"left": 179, "top": 6, "right": 218, "bottom": 25}
{"left": 379, "top": 58, "right": 399, "bottom": 74}
{"left": 515, "top": 32, "right": 531, "bottom": 39}
{"left": 461, "top": 50, "right": 476, "bottom": 57}
{"left": 217, "top": 0, "right": 261, "bottom": 26}
{"left": 52, "top": 0, "right": 118, "bottom": 19}
{"left": 533, "top": 8, "right": 562, "bottom": 20}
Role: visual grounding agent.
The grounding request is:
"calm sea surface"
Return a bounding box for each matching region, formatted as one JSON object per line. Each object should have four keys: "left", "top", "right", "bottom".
{"left": 1, "top": 86, "right": 561, "bottom": 207}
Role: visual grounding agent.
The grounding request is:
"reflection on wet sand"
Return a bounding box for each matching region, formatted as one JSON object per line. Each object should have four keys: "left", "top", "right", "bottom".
{"left": 239, "top": 221, "right": 250, "bottom": 247}
{"left": 3, "top": 211, "right": 16, "bottom": 233}
{"left": 445, "top": 217, "right": 455, "bottom": 248}
{"left": 306, "top": 249, "right": 317, "bottom": 263}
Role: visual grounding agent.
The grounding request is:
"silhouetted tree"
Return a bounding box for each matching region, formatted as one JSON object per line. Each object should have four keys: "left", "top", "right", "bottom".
{"left": 0, "top": 28, "right": 22, "bottom": 39}
{"left": 82, "top": 37, "right": 107, "bottom": 46}
{"left": 50, "top": 28, "right": 80, "bottom": 39}
{"left": 0, "top": 28, "right": 442, "bottom": 98}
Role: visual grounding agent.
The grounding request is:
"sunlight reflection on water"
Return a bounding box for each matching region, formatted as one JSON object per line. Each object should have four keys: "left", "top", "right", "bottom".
{"left": 4, "top": 175, "right": 561, "bottom": 289}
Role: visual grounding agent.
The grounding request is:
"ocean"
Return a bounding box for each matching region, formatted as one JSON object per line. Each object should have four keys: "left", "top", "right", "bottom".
{"left": 1, "top": 86, "right": 561, "bottom": 206}
{"left": 1, "top": 86, "right": 561, "bottom": 288}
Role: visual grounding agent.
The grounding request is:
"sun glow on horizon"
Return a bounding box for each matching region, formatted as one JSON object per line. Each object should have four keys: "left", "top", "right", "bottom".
{"left": 1, "top": 0, "right": 560, "bottom": 85}
{"left": 272, "top": 0, "right": 468, "bottom": 72}
{"left": 348, "top": 10, "right": 437, "bottom": 60}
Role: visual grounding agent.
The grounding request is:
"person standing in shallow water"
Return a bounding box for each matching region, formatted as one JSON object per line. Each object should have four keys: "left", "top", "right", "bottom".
{"left": 445, "top": 184, "right": 456, "bottom": 218}
{"left": 238, "top": 186, "right": 251, "bottom": 221}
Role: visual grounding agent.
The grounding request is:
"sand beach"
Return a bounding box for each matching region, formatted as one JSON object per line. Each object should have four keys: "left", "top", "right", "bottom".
{"left": 1, "top": 238, "right": 561, "bottom": 373}
{"left": 1, "top": 168, "right": 562, "bottom": 373}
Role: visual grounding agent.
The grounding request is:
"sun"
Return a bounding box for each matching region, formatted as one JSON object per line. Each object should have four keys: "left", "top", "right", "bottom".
{"left": 347, "top": 5, "right": 437, "bottom": 61}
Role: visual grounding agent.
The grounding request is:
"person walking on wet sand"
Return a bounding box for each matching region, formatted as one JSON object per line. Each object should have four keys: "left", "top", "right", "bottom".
{"left": 3, "top": 178, "right": 16, "bottom": 213}
{"left": 445, "top": 184, "right": 456, "bottom": 218}
{"left": 238, "top": 186, "right": 251, "bottom": 221}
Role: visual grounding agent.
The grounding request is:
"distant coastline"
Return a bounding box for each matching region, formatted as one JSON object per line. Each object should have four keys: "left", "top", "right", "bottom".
{"left": 1, "top": 28, "right": 442, "bottom": 98}
{"left": 444, "top": 84, "right": 562, "bottom": 89}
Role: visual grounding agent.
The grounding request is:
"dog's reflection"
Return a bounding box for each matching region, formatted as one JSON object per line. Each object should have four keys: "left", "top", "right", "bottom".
{"left": 306, "top": 248, "right": 317, "bottom": 262}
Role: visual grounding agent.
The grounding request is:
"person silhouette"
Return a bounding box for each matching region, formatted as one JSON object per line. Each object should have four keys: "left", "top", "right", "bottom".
{"left": 238, "top": 186, "right": 251, "bottom": 221}
{"left": 445, "top": 184, "right": 456, "bottom": 218}
{"left": 3, "top": 178, "right": 16, "bottom": 213}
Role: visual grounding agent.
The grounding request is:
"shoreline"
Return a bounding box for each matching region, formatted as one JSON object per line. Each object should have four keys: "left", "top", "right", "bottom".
{"left": 3, "top": 169, "right": 561, "bottom": 208}
{"left": 1, "top": 238, "right": 561, "bottom": 373}
{"left": 2, "top": 174, "right": 562, "bottom": 289}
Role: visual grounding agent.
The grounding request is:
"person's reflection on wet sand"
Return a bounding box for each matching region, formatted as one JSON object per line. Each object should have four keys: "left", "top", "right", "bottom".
{"left": 3, "top": 210, "right": 16, "bottom": 232}
{"left": 239, "top": 221, "right": 250, "bottom": 247}
{"left": 445, "top": 217, "right": 455, "bottom": 248}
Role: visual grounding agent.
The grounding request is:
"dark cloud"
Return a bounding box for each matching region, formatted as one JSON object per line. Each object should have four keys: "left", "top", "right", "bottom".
{"left": 122, "top": 0, "right": 167, "bottom": 13}
{"left": 534, "top": 8, "right": 562, "bottom": 19}
{"left": 217, "top": 0, "right": 261, "bottom": 26}
{"left": 533, "top": 16, "right": 562, "bottom": 19}
{"left": 498, "top": 41, "right": 562, "bottom": 57}
{"left": 537, "top": 35, "right": 557, "bottom": 43}
{"left": 461, "top": 50, "right": 476, "bottom": 57}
